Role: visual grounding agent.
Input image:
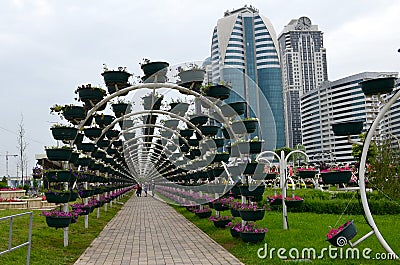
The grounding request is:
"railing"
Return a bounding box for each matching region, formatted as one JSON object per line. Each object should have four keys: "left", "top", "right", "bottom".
{"left": 0, "top": 212, "right": 33, "bottom": 265}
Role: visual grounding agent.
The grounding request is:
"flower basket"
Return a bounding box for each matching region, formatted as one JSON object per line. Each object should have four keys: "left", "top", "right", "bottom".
{"left": 62, "top": 106, "right": 86, "bottom": 123}
{"left": 45, "top": 191, "right": 71, "bottom": 203}
{"left": 240, "top": 231, "right": 265, "bottom": 243}
{"left": 231, "top": 119, "right": 258, "bottom": 134}
{"left": 141, "top": 61, "right": 169, "bottom": 76}
{"left": 97, "top": 139, "right": 110, "bottom": 148}
{"left": 105, "top": 129, "right": 120, "bottom": 139}
{"left": 213, "top": 153, "right": 230, "bottom": 163}
{"left": 179, "top": 129, "right": 194, "bottom": 138}
{"left": 239, "top": 185, "right": 265, "bottom": 197}
{"left": 178, "top": 69, "right": 205, "bottom": 87}
{"left": 79, "top": 189, "right": 94, "bottom": 198}
{"left": 360, "top": 77, "right": 396, "bottom": 96}
{"left": 189, "top": 115, "right": 208, "bottom": 126}
{"left": 142, "top": 95, "right": 163, "bottom": 110}
{"left": 284, "top": 199, "right": 304, "bottom": 208}
{"left": 327, "top": 220, "right": 357, "bottom": 247}
{"left": 332, "top": 120, "right": 364, "bottom": 136}
{"left": 95, "top": 115, "right": 114, "bottom": 128}
{"left": 77, "top": 143, "right": 97, "bottom": 153}
{"left": 204, "top": 84, "right": 231, "bottom": 100}
{"left": 45, "top": 148, "right": 73, "bottom": 161}
{"left": 239, "top": 209, "right": 265, "bottom": 221}
{"left": 51, "top": 126, "right": 78, "bottom": 141}
{"left": 212, "top": 202, "right": 230, "bottom": 211}
{"left": 321, "top": 171, "right": 352, "bottom": 184}
{"left": 84, "top": 127, "right": 102, "bottom": 139}
{"left": 77, "top": 86, "right": 104, "bottom": 103}
{"left": 45, "top": 216, "right": 72, "bottom": 228}
{"left": 220, "top": 101, "right": 247, "bottom": 117}
{"left": 111, "top": 103, "right": 131, "bottom": 117}
{"left": 45, "top": 170, "right": 75, "bottom": 183}
{"left": 230, "top": 227, "right": 241, "bottom": 238}
{"left": 195, "top": 210, "right": 212, "bottom": 218}
{"left": 198, "top": 125, "right": 219, "bottom": 137}
{"left": 298, "top": 170, "right": 317, "bottom": 178}
{"left": 169, "top": 102, "right": 189, "bottom": 114}
{"left": 230, "top": 208, "right": 241, "bottom": 217}
{"left": 212, "top": 219, "right": 232, "bottom": 228}
{"left": 265, "top": 173, "right": 278, "bottom": 180}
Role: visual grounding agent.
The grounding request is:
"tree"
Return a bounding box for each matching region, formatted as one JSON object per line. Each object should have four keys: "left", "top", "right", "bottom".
{"left": 16, "top": 114, "right": 28, "bottom": 186}
{"left": 351, "top": 132, "right": 377, "bottom": 164}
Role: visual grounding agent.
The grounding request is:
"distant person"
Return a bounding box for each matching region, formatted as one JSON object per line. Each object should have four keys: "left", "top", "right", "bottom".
{"left": 144, "top": 185, "right": 148, "bottom": 197}
{"left": 136, "top": 184, "right": 142, "bottom": 197}
{"left": 151, "top": 182, "right": 155, "bottom": 197}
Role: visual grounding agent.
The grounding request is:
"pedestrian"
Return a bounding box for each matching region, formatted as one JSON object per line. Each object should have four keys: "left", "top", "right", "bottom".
{"left": 144, "top": 184, "right": 148, "bottom": 197}
{"left": 136, "top": 184, "right": 142, "bottom": 197}
{"left": 151, "top": 181, "right": 155, "bottom": 197}
{"left": 138, "top": 184, "right": 142, "bottom": 197}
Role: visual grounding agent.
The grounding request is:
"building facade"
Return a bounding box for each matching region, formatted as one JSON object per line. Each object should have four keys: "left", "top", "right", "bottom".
{"left": 301, "top": 72, "right": 398, "bottom": 163}
{"left": 278, "top": 17, "right": 328, "bottom": 148}
{"left": 210, "top": 5, "right": 286, "bottom": 149}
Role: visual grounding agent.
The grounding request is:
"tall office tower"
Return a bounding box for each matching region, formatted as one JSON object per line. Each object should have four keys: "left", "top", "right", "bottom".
{"left": 278, "top": 17, "right": 328, "bottom": 148}
{"left": 301, "top": 72, "right": 397, "bottom": 163}
{"left": 210, "top": 5, "right": 286, "bottom": 149}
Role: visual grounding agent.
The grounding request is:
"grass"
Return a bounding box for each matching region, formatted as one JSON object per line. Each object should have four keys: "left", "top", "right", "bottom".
{"left": 173, "top": 205, "right": 400, "bottom": 264}
{"left": 0, "top": 192, "right": 133, "bottom": 265}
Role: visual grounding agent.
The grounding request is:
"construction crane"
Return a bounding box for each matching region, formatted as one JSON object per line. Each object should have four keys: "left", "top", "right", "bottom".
{"left": 0, "top": 152, "right": 18, "bottom": 178}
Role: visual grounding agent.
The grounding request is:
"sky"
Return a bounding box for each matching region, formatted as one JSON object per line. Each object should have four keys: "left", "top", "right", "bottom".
{"left": 0, "top": 0, "right": 400, "bottom": 177}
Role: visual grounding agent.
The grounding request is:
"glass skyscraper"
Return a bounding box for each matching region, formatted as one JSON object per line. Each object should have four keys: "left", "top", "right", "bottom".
{"left": 278, "top": 17, "right": 328, "bottom": 148}
{"left": 210, "top": 5, "right": 285, "bottom": 149}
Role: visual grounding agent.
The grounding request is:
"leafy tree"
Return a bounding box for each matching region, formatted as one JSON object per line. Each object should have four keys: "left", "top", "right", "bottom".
{"left": 351, "top": 132, "right": 377, "bottom": 164}
{"left": 274, "top": 146, "right": 293, "bottom": 160}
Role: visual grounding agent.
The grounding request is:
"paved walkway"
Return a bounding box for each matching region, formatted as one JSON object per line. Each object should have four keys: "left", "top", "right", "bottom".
{"left": 74, "top": 195, "right": 243, "bottom": 265}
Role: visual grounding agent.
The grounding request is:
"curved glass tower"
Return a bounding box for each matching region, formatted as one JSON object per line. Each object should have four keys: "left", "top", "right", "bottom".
{"left": 210, "top": 6, "right": 286, "bottom": 148}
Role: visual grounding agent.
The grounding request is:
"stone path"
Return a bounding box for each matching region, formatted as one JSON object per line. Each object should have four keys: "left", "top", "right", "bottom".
{"left": 74, "top": 195, "right": 243, "bottom": 265}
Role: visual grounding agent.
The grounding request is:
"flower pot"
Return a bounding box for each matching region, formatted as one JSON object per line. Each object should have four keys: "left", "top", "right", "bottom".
{"left": 77, "top": 87, "right": 104, "bottom": 103}
{"left": 220, "top": 101, "right": 247, "bottom": 117}
{"left": 79, "top": 189, "right": 94, "bottom": 198}
{"left": 142, "top": 96, "right": 163, "bottom": 110}
{"left": 178, "top": 69, "right": 205, "bottom": 86}
{"left": 265, "top": 173, "right": 278, "bottom": 180}
{"left": 284, "top": 199, "right": 304, "bottom": 208}
{"left": 102, "top": 70, "right": 132, "bottom": 85}
{"left": 45, "top": 170, "right": 75, "bottom": 183}
{"left": 327, "top": 220, "right": 357, "bottom": 247}
{"left": 73, "top": 133, "right": 84, "bottom": 145}
{"left": 195, "top": 211, "right": 212, "bottom": 218}
{"left": 332, "top": 120, "right": 364, "bottom": 136}
{"left": 240, "top": 231, "right": 265, "bottom": 243}
{"left": 105, "top": 129, "right": 120, "bottom": 139}
{"left": 164, "top": 119, "right": 180, "bottom": 129}
{"left": 230, "top": 228, "right": 241, "bottom": 238}
{"left": 298, "top": 170, "right": 317, "bottom": 178}
{"left": 204, "top": 84, "right": 231, "bottom": 100}
{"left": 51, "top": 127, "right": 78, "bottom": 141}
{"left": 230, "top": 208, "right": 241, "bottom": 217}
{"left": 360, "top": 77, "right": 396, "bottom": 96}
{"left": 62, "top": 106, "right": 86, "bottom": 123}
{"left": 77, "top": 143, "right": 97, "bottom": 153}
{"left": 239, "top": 185, "right": 265, "bottom": 197}
{"left": 95, "top": 115, "right": 114, "bottom": 128}
{"left": 84, "top": 128, "right": 102, "bottom": 139}
{"left": 239, "top": 209, "right": 265, "bottom": 221}
{"left": 45, "top": 216, "right": 72, "bottom": 228}
{"left": 199, "top": 125, "right": 219, "bottom": 137}
{"left": 69, "top": 191, "right": 78, "bottom": 202}
{"left": 169, "top": 102, "right": 189, "bottom": 114}
{"left": 213, "top": 219, "right": 232, "bottom": 228}
{"left": 231, "top": 119, "right": 258, "bottom": 134}
{"left": 111, "top": 103, "right": 131, "bottom": 117}
{"left": 141, "top": 61, "right": 169, "bottom": 76}
{"left": 45, "top": 192, "right": 71, "bottom": 203}
{"left": 321, "top": 171, "right": 352, "bottom": 184}
{"left": 189, "top": 116, "right": 208, "bottom": 126}
{"left": 213, "top": 153, "right": 230, "bottom": 163}
{"left": 179, "top": 129, "right": 194, "bottom": 138}
{"left": 213, "top": 138, "right": 225, "bottom": 148}
{"left": 212, "top": 202, "right": 229, "bottom": 211}
{"left": 97, "top": 139, "right": 110, "bottom": 148}
{"left": 45, "top": 148, "right": 73, "bottom": 161}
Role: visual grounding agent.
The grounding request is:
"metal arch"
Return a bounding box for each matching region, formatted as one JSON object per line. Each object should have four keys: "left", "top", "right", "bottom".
{"left": 284, "top": 150, "right": 309, "bottom": 164}
{"left": 357, "top": 89, "right": 400, "bottom": 258}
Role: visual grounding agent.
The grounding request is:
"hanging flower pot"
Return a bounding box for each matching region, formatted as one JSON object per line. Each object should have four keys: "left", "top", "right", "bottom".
{"left": 212, "top": 153, "right": 230, "bottom": 163}
{"left": 169, "top": 102, "right": 189, "bottom": 114}
{"left": 141, "top": 61, "right": 169, "bottom": 76}
{"left": 231, "top": 118, "right": 258, "bottom": 134}
{"left": 178, "top": 69, "right": 205, "bottom": 92}
{"left": 326, "top": 220, "right": 357, "bottom": 247}
{"left": 213, "top": 138, "right": 224, "bottom": 148}
{"left": 265, "top": 172, "right": 278, "bottom": 180}
{"left": 73, "top": 133, "right": 84, "bottom": 145}
{"left": 321, "top": 170, "right": 352, "bottom": 184}
{"left": 240, "top": 231, "right": 266, "bottom": 243}
{"left": 102, "top": 69, "right": 131, "bottom": 93}
{"left": 95, "top": 115, "right": 114, "bottom": 128}
{"left": 76, "top": 85, "right": 105, "bottom": 103}
{"left": 105, "top": 129, "right": 120, "bottom": 139}
{"left": 203, "top": 84, "right": 231, "bottom": 100}
{"left": 45, "top": 147, "right": 73, "bottom": 161}
{"left": 297, "top": 169, "right": 317, "bottom": 178}
{"left": 111, "top": 103, "right": 131, "bottom": 118}
{"left": 77, "top": 157, "right": 92, "bottom": 167}
{"left": 96, "top": 139, "right": 110, "bottom": 148}
{"left": 163, "top": 119, "right": 180, "bottom": 129}
{"left": 199, "top": 125, "right": 219, "bottom": 137}
{"left": 194, "top": 209, "right": 212, "bottom": 218}
{"left": 84, "top": 127, "right": 102, "bottom": 139}
{"left": 209, "top": 216, "right": 233, "bottom": 228}
{"left": 239, "top": 185, "right": 265, "bottom": 197}
{"left": 62, "top": 105, "right": 86, "bottom": 124}
{"left": 220, "top": 101, "right": 247, "bottom": 117}
{"left": 76, "top": 142, "right": 97, "bottom": 153}
{"left": 45, "top": 170, "right": 76, "bottom": 183}
{"left": 284, "top": 197, "right": 304, "bottom": 208}
{"left": 179, "top": 129, "right": 194, "bottom": 138}
{"left": 189, "top": 115, "right": 208, "bottom": 126}
{"left": 142, "top": 95, "right": 163, "bottom": 110}
{"left": 239, "top": 208, "right": 265, "bottom": 221}
{"left": 360, "top": 77, "right": 396, "bottom": 96}
{"left": 45, "top": 191, "right": 71, "bottom": 203}
{"left": 332, "top": 120, "right": 364, "bottom": 136}
{"left": 51, "top": 126, "right": 78, "bottom": 141}
{"left": 44, "top": 215, "right": 72, "bottom": 229}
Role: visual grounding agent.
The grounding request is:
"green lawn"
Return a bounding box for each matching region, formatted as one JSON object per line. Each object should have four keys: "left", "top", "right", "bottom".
{"left": 174, "top": 206, "right": 400, "bottom": 264}
{"left": 0, "top": 192, "right": 132, "bottom": 265}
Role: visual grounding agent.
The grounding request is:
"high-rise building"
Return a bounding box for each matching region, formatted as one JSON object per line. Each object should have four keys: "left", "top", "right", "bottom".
{"left": 278, "top": 17, "right": 328, "bottom": 148}
{"left": 210, "top": 5, "right": 286, "bottom": 149}
{"left": 301, "top": 72, "right": 397, "bottom": 163}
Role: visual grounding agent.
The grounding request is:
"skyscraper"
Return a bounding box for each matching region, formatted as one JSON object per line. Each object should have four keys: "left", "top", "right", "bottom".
{"left": 210, "top": 5, "right": 285, "bottom": 149}
{"left": 278, "top": 17, "right": 328, "bottom": 148}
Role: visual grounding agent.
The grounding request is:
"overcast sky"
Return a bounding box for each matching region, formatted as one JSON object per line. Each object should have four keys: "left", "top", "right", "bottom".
{"left": 1, "top": 0, "right": 399, "bottom": 177}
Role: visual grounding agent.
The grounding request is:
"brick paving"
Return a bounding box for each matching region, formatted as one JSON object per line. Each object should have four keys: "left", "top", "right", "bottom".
{"left": 74, "top": 195, "right": 243, "bottom": 265}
